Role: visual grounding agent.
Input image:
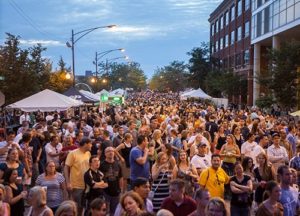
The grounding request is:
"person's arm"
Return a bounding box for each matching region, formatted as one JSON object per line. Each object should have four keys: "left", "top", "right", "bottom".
{"left": 151, "top": 165, "right": 161, "bottom": 180}
{"left": 0, "top": 169, "right": 4, "bottom": 183}
{"left": 267, "top": 148, "right": 283, "bottom": 163}
{"left": 64, "top": 165, "right": 71, "bottom": 191}
{"left": 5, "top": 186, "right": 27, "bottom": 205}
{"left": 219, "top": 144, "right": 226, "bottom": 157}
{"left": 171, "top": 165, "right": 178, "bottom": 180}
{"left": 135, "top": 148, "right": 149, "bottom": 165}
{"left": 0, "top": 145, "right": 8, "bottom": 154}
{"left": 232, "top": 179, "right": 253, "bottom": 192}
{"left": 230, "top": 181, "right": 244, "bottom": 193}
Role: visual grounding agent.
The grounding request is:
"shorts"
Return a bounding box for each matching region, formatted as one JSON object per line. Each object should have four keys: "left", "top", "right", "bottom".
{"left": 121, "top": 162, "right": 130, "bottom": 179}
{"left": 72, "top": 188, "right": 84, "bottom": 208}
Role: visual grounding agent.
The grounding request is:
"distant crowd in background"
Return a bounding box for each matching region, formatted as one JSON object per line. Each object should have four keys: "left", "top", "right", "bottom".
{"left": 0, "top": 91, "right": 299, "bottom": 216}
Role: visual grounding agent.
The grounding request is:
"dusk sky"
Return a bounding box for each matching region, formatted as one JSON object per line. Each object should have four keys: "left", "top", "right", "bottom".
{"left": 0, "top": 0, "right": 222, "bottom": 79}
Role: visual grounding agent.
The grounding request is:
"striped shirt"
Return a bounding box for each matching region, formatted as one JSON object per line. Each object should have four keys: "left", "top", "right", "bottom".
{"left": 36, "top": 173, "right": 65, "bottom": 208}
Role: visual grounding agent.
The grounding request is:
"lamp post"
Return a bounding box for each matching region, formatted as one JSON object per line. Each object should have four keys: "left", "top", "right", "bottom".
{"left": 66, "top": 24, "right": 117, "bottom": 86}
{"left": 105, "top": 56, "right": 129, "bottom": 74}
{"left": 94, "top": 48, "right": 125, "bottom": 78}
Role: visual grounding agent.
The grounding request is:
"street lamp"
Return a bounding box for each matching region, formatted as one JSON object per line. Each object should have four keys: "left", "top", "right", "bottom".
{"left": 66, "top": 24, "right": 117, "bottom": 86}
{"left": 104, "top": 56, "right": 129, "bottom": 73}
{"left": 93, "top": 48, "right": 125, "bottom": 78}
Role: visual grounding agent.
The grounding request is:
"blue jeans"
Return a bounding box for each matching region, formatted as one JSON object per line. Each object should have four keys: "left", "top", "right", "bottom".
{"left": 230, "top": 205, "right": 250, "bottom": 216}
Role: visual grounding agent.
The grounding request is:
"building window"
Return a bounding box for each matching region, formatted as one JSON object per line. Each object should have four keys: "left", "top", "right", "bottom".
{"left": 264, "top": 6, "right": 270, "bottom": 34}
{"left": 220, "top": 38, "right": 223, "bottom": 49}
{"left": 244, "top": 21, "right": 250, "bottom": 37}
{"left": 225, "top": 11, "right": 229, "bottom": 26}
{"left": 256, "top": 11, "right": 262, "bottom": 37}
{"left": 235, "top": 53, "right": 242, "bottom": 66}
{"left": 231, "top": 5, "right": 235, "bottom": 21}
{"left": 296, "top": 1, "right": 300, "bottom": 19}
{"left": 211, "top": 23, "right": 214, "bottom": 36}
{"left": 225, "top": 34, "right": 229, "bottom": 47}
{"left": 279, "top": 10, "right": 287, "bottom": 26}
{"left": 230, "top": 31, "right": 235, "bottom": 45}
{"left": 287, "top": 4, "right": 294, "bottom": 23}
{"left": 237, "top": 0, "right": 242, "bottom": 16}
{"left": 237, "top": 26, "right": 242, "bottom": 41}
{"left": 257, "top": 0, "right": 263, "bottom": 8}
{"left": 245, "top": 0, "right": 250, "bottom": 10}
{"left": 215, "top": 20, "right": 219, "bottom": 32}
{"left": 244, "top": 50, "right": 250, "bottom": 65}
{"left": 220, "top": 15, "right": 223, "bottom": 29}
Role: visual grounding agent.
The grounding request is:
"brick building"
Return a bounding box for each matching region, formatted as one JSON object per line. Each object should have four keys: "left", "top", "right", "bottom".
{"left": 209, "top": 0, "right": 253, "bottom": 105}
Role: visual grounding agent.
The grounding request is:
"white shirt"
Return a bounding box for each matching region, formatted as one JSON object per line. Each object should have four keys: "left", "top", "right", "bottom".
{"left": 45, "top": 142, "right": 63, "bottom": 165}
{"left": 252, "top": 145, "right": 266, "bottom": 167}
{"left": 19, "top": 114, "right": 31, "bottom": 124}
{"left": 191, "top": 154, "right": 211, "bottom": 170}
{"left": 241, "top": 141, "right": 258, "bottom": 162}
{"left": 267, "top": 144, "right": 288, "bottom": 163}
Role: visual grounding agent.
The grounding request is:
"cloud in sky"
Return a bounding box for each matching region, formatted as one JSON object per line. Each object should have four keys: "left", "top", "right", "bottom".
{"left": 1, "top": 0, "right": 223, "bottom": 77}
{"left": 19, "top": 39, "right": 64, "bottom": 47}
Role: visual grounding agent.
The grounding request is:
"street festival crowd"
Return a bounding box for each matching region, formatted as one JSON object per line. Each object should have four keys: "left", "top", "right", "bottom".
{"left": 0, "top": 91, "right": 299, "bottom": 216}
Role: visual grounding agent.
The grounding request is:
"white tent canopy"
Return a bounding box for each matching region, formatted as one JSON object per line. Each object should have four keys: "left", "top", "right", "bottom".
{"left": 180, "top": 88, "right": 211, "bottom": 100}
{"left": 187, "top": 88, "right": 211, "bottom": 99}
{"left": 95, "top": 89, "right": 109, "bottom": 97}
{"left": 79, "top": 90, "right": 99, "bottom": 102}
{"left": 6, "top": 89, "right": 83, "bottom": 112}
{"left": 109, "top": 88, "right": 125, "bottom": 97}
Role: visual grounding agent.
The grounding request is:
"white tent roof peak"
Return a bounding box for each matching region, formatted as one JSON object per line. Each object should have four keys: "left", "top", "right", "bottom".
{"left": 7, "top": 89, "right": 83, "bottom": 112}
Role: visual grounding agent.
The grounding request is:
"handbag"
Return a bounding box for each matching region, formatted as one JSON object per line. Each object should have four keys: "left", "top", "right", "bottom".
{"left": 148, "top": 171, "right": 166, "bottom": 200}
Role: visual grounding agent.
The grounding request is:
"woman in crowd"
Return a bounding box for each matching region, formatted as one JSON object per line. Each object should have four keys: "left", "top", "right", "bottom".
{"left": 55, "top": 200, "right": 77, "bottom": 216}
{"left": 89, "top": 198, "right": 107, "bottom": 216}
{"left": 256, "top": 180, "right": 283, "bottom": 216}
{"left": 232, "top": 126, "right": 244, "bottom": 150}
{"left": 230, "top": 162, "right": 253, "bottom": 216}
{"left": 116, "top": 133, "right": 133, "bottom": 192}
{"left": 20, "top": 132, "right": 33, "bottom": 186}
{"left": 242, "top": 156, "right": 255, "bottom": 180}
{"left": 0, "top": 148, "right": 26, "bottom": 183}
{"left": 172, "top": 150, "right": 198, "bottom": 196}
{"left": 150, "top": 129, "right": 163, "bottom": 154}
{"left": 219, "top": 134, "right": 241, "bottom": 176}
{"left": 151, "top": 152, "right": 171, "bottom": 212}
{"left": 4, "top": 168, "right": 27, "bottom": 216}
{"left": 253, "top": 152, "right": 275, "bottom": 205}
{"left": 35, "top": 161, "right": 66, "bottom": 213}
{"left": 205, "top": 197, "right": 229, "bottom": 216}
{"left": 120, "top": 191, "right": 145, "bottom": 216}
{"left": 160, "top": 144, "right": 176, "bottom": 170}
{"left": 0, "top": 184, "right": 10, "bottom": 216}
{"left": 27, "top": 186, "right": 53, "bottom": 216}
{"left": 214, "top": 125, "right": 227, "bottom": 154}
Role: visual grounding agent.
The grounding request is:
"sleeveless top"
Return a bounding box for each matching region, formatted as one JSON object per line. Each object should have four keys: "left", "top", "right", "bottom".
{"left": 8, "top": 184, "right": 24, "bottom": 216}
{"left": 27, "top": 206, "right": 52, "bottom": 216}
{"left": 120, "top": 143, "right": 132, "bottom": 167}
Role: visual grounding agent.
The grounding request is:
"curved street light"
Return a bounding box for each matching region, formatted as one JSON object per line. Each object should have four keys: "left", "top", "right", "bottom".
{"left": 66, "top": 24, "right": 117, "bottom": 86}
{"left": 93, "top": 48, "right": 125, "bottom": 78}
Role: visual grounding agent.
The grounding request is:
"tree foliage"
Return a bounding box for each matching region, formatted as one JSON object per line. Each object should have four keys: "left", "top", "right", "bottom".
{"left": 257, "top": 40, "right": 300, "bottom": 108}
{"left": 149, "top": 61, "right": 188, "bottom": 92}
{"left": 187, "top": 43, "right": 210, "bottom": 90}
{"left": 0, "top": 33, "right": 52, "bottom": 104}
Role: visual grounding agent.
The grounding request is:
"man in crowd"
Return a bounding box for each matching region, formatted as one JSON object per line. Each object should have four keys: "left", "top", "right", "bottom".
{"left": 64, "top": 137, "right": 92, "bottom": 215}
{"left": 252, "top": 134, "right": 268, "bottom": 167}
{"left": 267, "top": 133, "right": 288, "bottom": 173}
{"left": 0, "top": 131, "right": 22, "bottom": 163}
{"left": 198, "top": 154, "right": 229, "bottom": 198}
{"left": 191, "top": 142, "right": 211, "bottom": 175}
{"left": 113, "top": 126, "right": 125, "bottom": 147}
{"left": 277, "top": 165, "right": 298, "bottom": 216}
{"left": 290, "top": 143, "right": 300, "bottom": 187}
{"left": 100, "top": 146, "right": 123, "bottom": 216}
{"left": 241, "top": 133, "right": 258, "bottom": 161}
{"left": 161, "top": 179, "right": 196, "bottom": 216}
{"left": 129, "top": 135, "right": 150, "bottom": 187}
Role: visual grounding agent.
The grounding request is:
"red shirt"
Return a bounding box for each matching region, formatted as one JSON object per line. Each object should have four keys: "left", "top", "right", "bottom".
{"left": 161, "top": 195, "right": 197, "bottom": 216}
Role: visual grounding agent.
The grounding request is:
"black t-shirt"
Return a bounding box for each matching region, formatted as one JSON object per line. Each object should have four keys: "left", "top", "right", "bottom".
{"left": 100, "top": 140, "right": 112, "bottom": 161}
{"left": 84, "top": 168, "right": 105, "bottom": 201}
{"left": 99, "top": 160, "right": 122, "bottom": 196}
{"left": 230, "top": 175, "right": 251, "bottom": 207}
{"left": 29, "top": 137, "right": 42, "bottom": 163}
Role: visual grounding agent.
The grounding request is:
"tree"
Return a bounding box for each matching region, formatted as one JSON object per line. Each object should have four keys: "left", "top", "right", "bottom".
{"left": 257, "top": 40, "right": 300, "bottom": 108}
{"left": 149, "top": 61, "right": 188, "bottom": 92}
{"left": 187, "top": 43, "right": 211, "bottom": 90}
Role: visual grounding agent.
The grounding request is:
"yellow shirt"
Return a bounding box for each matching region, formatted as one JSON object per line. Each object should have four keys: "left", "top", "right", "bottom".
{"left": 65, "top": 149, "right": 91, "bottom": 189}
{"left": 198, "top": 167, "right": 229, "bottom": 198}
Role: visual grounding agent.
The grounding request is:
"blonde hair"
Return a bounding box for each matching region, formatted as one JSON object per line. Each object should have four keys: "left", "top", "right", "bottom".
{"left": 55, "top": 200, "right": 77, "bottom": 216}
{"left": 29, "top": 186, "right": 47, "bottom": 207}
{"left": 152, "top": 129, "right": 162, "bottom": 140}
{"left": 205, "top": 197, "right": 229, "bottom": 216}
{"left": 120, "top": 191, "right": 144, "bottom": 211}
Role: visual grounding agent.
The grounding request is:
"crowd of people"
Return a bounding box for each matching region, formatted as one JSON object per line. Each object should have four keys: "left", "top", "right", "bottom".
{"left": 0, "top": 91, "right": 299, "bottom": 216}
